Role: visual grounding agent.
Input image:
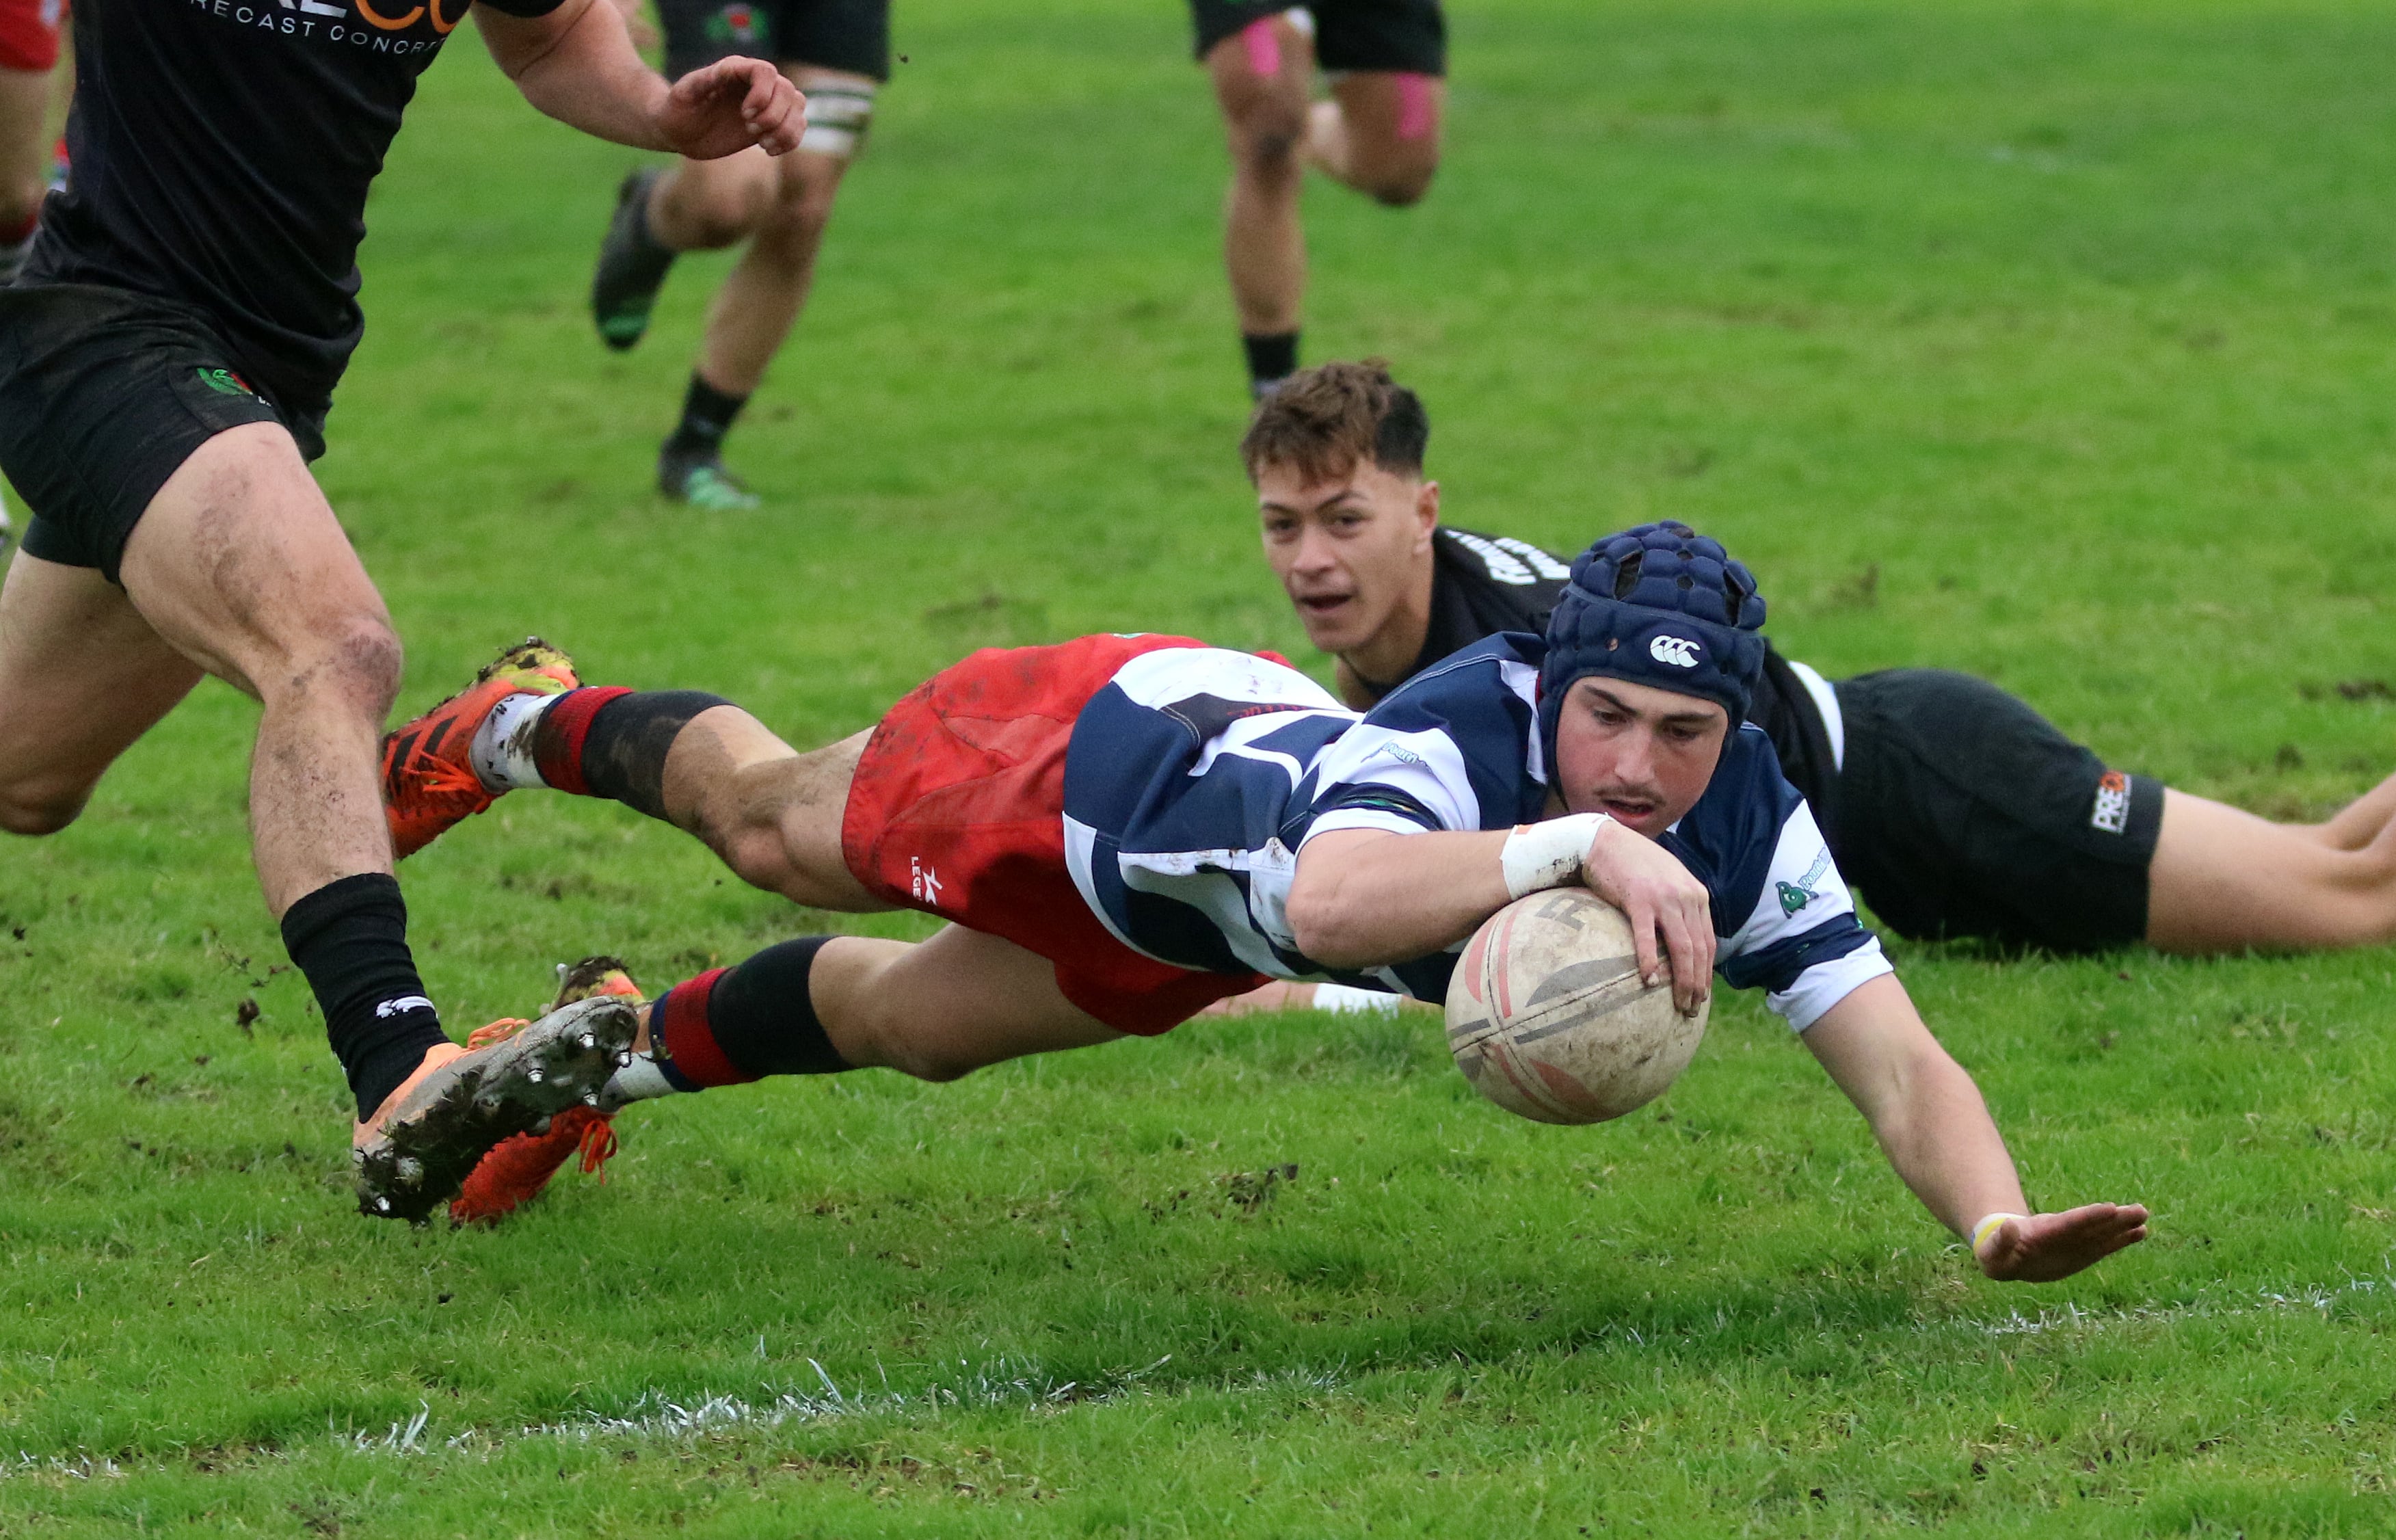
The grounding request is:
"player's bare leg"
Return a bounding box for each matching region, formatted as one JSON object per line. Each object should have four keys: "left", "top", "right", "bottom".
{"left": 614, "top": 925, "right": 1122, "bottom": 1082}
{"left": 2146, "top": 786, "right": 2396, "bottom": 952}
{"left": 0, "top": 555, "right": 204, "bottom": 834}
{"left": 1207, "top": 23, "right": 1443, "bottom": 397}
{"left": 628, "top": 65, "right": 872, "bottom": 508}
{"left": 112, "top": 425, "right": 403, "bottom": 912}
{"left": 654, "top": 705, "right": 885, "bottom": 911}
{"left": 0, "top": 425, "right": 554, "bottom": 1206}
{"left": 1209, "top": 16, "right": 1312, "bottom": 393}
{"left": 1307, "top": 69, "right": 1443, "bottom": 207}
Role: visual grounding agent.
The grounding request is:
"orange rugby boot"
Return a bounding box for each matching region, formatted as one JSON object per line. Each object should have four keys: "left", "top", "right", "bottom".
{"left": 352, "top": 991, "right": 638, "bottom": 1224}
{"left": 448, "top": 957, "right": 647, "bottom": 1226}
{"left": 382, "top": 638, "right": 577, "bottom": 859}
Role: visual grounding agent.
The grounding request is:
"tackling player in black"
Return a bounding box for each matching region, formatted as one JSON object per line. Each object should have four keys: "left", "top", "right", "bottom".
{"left": 587, "top": 0, "right": 888, "bottom": 508}
{"left": 1250, "top": 361, "right": 2396, "bottom": 961}
{"left": 0, "top": 0, "right": 803, "bottom": 1219}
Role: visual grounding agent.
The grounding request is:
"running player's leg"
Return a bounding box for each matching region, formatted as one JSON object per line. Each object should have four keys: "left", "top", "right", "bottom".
{"left": 0, "top": 555, "right": 203, "bottom": 834}
{"left": 1302, "top": 0, "right": 1444, "bottom": 206}
{"left": 1309, "top": 68, "right": 1443, "bottom": 207}
{"left": 654, "top": 65, "right": 875, "bottom": 506}
{"left": 1203, "top": 5, "right": 1314, "bottom": 398}
{"left": 0, "top": 287, "right": 459, "bottom": 1139}
{"left": 106, "top": 425, "right": 465, "bottom": 1129}
{"left": 116, "top": 425, "right": 403, "bottom": 910}
{"left": 2146, "top": 788, "right": 2396, "bottom": 953}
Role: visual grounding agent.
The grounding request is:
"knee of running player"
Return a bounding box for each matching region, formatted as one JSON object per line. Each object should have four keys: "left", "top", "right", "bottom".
{"left": 1216, "top": 67, "right": 1310, "bottom": 175}
{"left": 654, "top": 157, "right": 780, "bottom": 250}
{"left": 261, "top": 611, "right": 405, "bottom": 726}
{"left": 1331, "top": 78, "right": 1442, "bottom": 207}
{"left": 751, "top": 155, "right": 846, "bottom": 256}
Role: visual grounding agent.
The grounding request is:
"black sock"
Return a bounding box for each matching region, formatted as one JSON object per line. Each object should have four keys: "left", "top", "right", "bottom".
{"left": 652, "top": 937, "right": 852, "bottom": 1087}
{"left": 709, "top": 936, "right": 853, "bottom": 1077}
{"left": 280, "top": 873, "right": 451, "bottom": 1121}
{"left": 663, "top": 374, "right": 749, "bottom": 460}
{"left": 532, "top": 688, "right": 732, "bottom": 821}
{"left": 1242, "top": 331, "right": 1300, "bottom": 396}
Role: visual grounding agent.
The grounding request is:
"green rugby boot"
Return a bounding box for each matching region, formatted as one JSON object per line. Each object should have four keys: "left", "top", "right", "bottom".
{"left": 658, "top": 449, "right": 762, "bottom": 511}
{"left": 590, "top": 168, "right": 676, "bottom": 352}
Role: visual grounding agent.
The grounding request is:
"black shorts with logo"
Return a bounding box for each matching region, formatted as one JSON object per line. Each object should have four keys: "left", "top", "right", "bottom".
{"left": 1830, "top": 669, "right": 2166, "bottom": 953}
{"left": 661, "top": 0, "right": 889, "bottom": 81}
{"left": 0, "top": 283, "right": 328, "bottom": 586}
{"left": 1190, "top": 0, "right": 1446, "bottom": 75}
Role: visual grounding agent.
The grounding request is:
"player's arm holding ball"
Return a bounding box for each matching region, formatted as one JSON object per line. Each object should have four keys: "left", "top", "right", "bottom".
{"left": 1289, "top": 816, "right": 1717, "bottom": 1017}
{"left": 475, "top": 0, "right": 801, "bottom": 159}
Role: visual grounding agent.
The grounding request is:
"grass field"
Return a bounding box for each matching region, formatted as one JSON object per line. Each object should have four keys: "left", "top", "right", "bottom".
{"left": 8, "top": 0, "right": 2396, "bottom": 1531}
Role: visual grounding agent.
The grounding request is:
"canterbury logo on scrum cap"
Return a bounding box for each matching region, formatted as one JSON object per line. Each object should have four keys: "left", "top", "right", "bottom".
{"left": 1649, "top": 635, "right": 1702, "bottom": 667}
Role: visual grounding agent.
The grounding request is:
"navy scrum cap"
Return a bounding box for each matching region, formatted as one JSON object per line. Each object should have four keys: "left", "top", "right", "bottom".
{"left": 1538, "top": 521, "right": 1768, "bottom": 772}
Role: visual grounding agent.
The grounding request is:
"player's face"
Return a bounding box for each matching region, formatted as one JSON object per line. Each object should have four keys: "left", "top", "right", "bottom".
{"left": 1551, "top": 676, "right": 1729, "bottom": 837}
{"left": 1257, "top": 460, "right": 1438, "bottom": 654}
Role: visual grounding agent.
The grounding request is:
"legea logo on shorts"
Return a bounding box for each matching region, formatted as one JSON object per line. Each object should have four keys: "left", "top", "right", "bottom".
{"left": 196, "top": 367, "right": 256, "bottom": 397}
{"left": 1649, "top": 635, "right": 1701, "bottom": 668}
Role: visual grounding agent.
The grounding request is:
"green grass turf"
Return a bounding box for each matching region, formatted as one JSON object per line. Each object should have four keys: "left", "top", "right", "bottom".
{"left": 7, "top": 0, "right": 2396, "bottom": 1530}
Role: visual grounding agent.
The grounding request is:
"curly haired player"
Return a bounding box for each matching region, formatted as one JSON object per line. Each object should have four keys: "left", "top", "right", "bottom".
{"left": 386, "top": 532, "right": 2144, "bottom": 1282}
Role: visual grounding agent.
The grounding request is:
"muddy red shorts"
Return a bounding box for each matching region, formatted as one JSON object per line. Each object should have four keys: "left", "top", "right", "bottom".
{"left": 0, "top": 0, "right": 61, "bottom": 73}
{"left": 841, "top": 634, "right": 1272, "bottom": 1035}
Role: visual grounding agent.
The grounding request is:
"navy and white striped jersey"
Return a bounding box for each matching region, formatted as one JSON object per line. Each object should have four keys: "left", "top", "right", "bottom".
{"left": 1059, "top": 637, "right": 1891, "bottom": 1028}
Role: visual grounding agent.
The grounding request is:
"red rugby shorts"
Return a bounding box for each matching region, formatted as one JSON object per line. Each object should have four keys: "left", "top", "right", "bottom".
{"left": 0, "top": 0, "right": 61, "bottom": 75}
{"left": 841, "top": 633, "right": 1272, "bottom": 1035}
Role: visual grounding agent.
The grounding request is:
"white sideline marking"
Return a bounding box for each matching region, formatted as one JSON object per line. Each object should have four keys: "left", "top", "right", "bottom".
{"left": 10, "top": 1277, "right": 2395, "bottom": 1478}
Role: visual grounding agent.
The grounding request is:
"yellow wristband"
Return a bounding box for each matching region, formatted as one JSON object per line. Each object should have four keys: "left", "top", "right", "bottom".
{"left": 1971, "top": 1212, "right": 2025, "bottom": 1251}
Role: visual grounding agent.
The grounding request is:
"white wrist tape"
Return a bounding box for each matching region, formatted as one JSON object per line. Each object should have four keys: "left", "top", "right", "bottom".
{"left": 1313, "top": 983, "right": 1402, "bottom": 1015}
{"left": 1971, "top": 1212, "right": 2027, "bottom": 1252}
{"left": 1500, "top": 813, "right": 1611, "bottom": 901}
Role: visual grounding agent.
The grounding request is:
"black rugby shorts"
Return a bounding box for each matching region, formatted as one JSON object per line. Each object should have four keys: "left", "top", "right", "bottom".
{"left": 0, "top": 284, "right": 328, "bottom": 587}
{"left": 1830, "top": 669, "right": 2165, "bottom": 953}
{"left": 660, "top": 0, "right": 889, "bottom": 81}
{"left": 1190, "top": 0, "right": 1446, "bottom": 75}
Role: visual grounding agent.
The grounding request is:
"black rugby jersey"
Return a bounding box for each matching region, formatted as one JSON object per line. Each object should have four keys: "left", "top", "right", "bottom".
{"left": 27, "top": 0, "right": 566, "bottom": 412}
{"left": 1401, "top": 527, "right": 1573, "bottom": 682}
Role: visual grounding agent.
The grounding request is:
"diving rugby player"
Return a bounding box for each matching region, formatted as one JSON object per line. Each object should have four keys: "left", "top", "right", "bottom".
{"left": 0, "top": 0, "right": 802, "bottom": 1216}
{"left": 1251, "top": 360, "right": 2396, "bottom": 959}
{"left": 587, "top": 0, "right": 888, "bottom": 507}
{"left": 384, "top": 531, "right": 2146, "bottom": 1280}
{"left": 1197, "top": 1, "right": 1444, "bottom": 398}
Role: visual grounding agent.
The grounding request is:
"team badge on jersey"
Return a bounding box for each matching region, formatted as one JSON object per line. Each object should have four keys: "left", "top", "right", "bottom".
{"left": 706, "top": 2, "right": 768, "bottom": 46}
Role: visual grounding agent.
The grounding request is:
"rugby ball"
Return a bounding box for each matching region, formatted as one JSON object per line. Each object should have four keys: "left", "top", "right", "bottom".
{"left": 1445, "top": 888, "right": 1707, "bottom": 1125}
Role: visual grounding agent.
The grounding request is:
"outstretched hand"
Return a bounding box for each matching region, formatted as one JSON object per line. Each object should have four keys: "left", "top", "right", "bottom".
{"left": 654, "top": 57, "right": 803, "bottom": 159}
{"left": 1579, "top": 817, "right": 1714, "bottom": 1015}
{"left": 1974, "top": 1203, "right": 2149, "bottom": 1282}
